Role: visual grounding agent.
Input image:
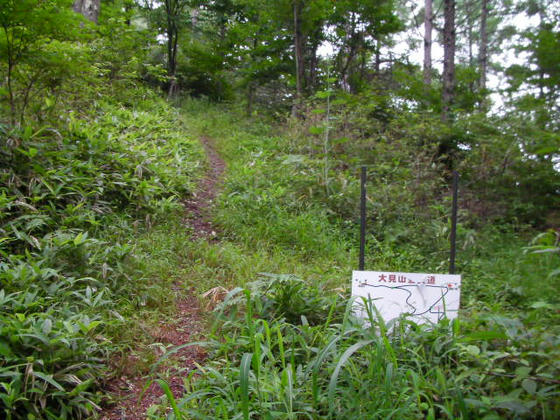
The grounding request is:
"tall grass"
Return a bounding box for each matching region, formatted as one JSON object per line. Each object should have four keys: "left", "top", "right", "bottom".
{"left": 168, "top": 275, "right": 559, "bottom": 419}
{"left": 149, "top": 101, "right": 560, "bottom": 419}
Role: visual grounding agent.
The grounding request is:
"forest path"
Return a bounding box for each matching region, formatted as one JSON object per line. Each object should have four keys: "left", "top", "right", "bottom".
{"left": 183, "top": 135, "right": 226, "bottom": 240}
{"left": 100, "top": 135, "right": 225, "bottom": 419}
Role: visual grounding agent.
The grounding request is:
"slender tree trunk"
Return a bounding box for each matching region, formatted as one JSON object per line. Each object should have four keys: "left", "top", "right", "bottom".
{"left": 166, "top": 0, "right": 179, "bottom": 98}
{"left": 359, "top": 46, "right": 367, "bottom": 84}
{"left": 423, "top": 0, "right": 433, "bottom": 86}
{"left": 307, "top": 26, "right": 323, "bottom": 93}
{"left": 7, "top": 61, "right": 16, "bottom": 126}
{"left": 466, "top": 0, "right": 475, "bottom": 95}
{"left": 124, "top": 2, "right": 131, "bottom": 25}
{"left": 246, "top": 82, "right": 254, "bottom": 115}
{"left": 293, "top": 0, "right": 305, "bottom": 117}
{"left": 3, "top": 24, "right": 16, "bottom": 126}
{"left": 247, "top": 35, "right": 259, "bottom": 114}
{"left": 375, "top": 39, "right": 381, "bottom": 73}
{"left": 479, "top": 0, "right": 488, "bottom": 92}
{"left": 73, "top": 0, "right": 100, "bottom": 24}
{"left": 308, "top": 41, "right": 319, "bottom": 92}
{"left": 466, "top": 0, "right": 474, "bottom": 67}
{"left": 167, "top": 29, "right": 179, "bottom": 97}
{"left": 442, "top": 0, "right": 456, "bottom": 121}
{"left": 191, "top": 7, "right": 199, "bottom": 30}
{"left": 340, "top": 38, "right": 358, "bottom": 92}
{"left": 339, "top": 13, "right": 357, "bottom": 92}
{"left": 478, "top": 0, "right": 489, "bottom": 111}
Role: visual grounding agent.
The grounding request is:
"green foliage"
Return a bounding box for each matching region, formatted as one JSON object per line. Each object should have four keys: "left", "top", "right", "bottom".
{"left": 0, "top": 0, "right": 158, "bottom": 126}
{"left": 456, "top": 113, "right": 560, "bottom": 225}
{"left": 242, "top": 273, "right": 345, "bottom": 326}
{"left": 180, "top": 100, "right": 351, "bottom": 264}
{"left": 0, "top": 1, "right": 558, "bottom": 417}
{"left": 526, "top": 229, "right": 560, "bottom": 280}
{"left": 146, "top": 102, "right": 559, "bottom": 420}
{"left": 0, "top": 94, "right": 204, "bottom": 417}
{"left": 0, "top": 0, "right": 85, "bottom": 125}
{"left": 176, "top": 38, "right": 232, "bottom": 100}
{"left": 299, "top": 83, "right": 560, "bottom": 230}
{"left": 507, "top": 23, "right": 560, "bottom": 117}
{"left": 162, "top": 272, "right": 560, "bottom": 419}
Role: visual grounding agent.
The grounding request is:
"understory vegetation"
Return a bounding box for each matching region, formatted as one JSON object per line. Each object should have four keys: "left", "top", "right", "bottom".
{"left": 141, "top": 102, "right": 559, "bottom": 419}
{"left": 0, "top": 93, "right": 205, "bottom": 417}
{"left": 1, "top": 1, "right": 559, "bottom": 419}
{"left": 1, "top": 92, "right": 557, "bottom": 419}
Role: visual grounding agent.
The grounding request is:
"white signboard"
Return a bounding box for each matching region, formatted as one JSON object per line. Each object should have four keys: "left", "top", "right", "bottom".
{"left": 352, "top": 271, "right": 461, "bottom": 324}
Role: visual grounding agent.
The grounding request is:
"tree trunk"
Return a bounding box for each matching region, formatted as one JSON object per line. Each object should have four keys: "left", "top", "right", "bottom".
{"left": 124, "top": 2, "right": 131, "bottom": 26}
{"left": 167, "top": 31, "right": 179, "bottom": 98}
{"left": 4, "top": 25, "right": 16, "bottom": 126}
{"left": 359, "top": 45, "right": 367, "bottom": 84}
{"left": 339, "top": 13, "right": 357, "bottom": 93}
{"left": 307, "top": 26, "right": 323, "bottom": 93}
{"left": 308, "top": 41, "right": 319, "bottom": 93}
{"left": 191, "top": 7, "right": 199, "bottom": 30}
{"left": 423, "top": 0, "right": 433, "bottom": 86}
{"left": 479, "top": 0, "right": 488, "bottom": 92}
{"left": 165, "top": 0, "right": 180, "bottom": 98}
{"left": 292, "top": 0, "right": 305, "bottom": 117}
{"left": 465, "top": 0, "right": 476, "bottom": 95}
{"left": 442, "top": 0, "right": 456, "bottom": 121}
{"left": 73, "top": 0, "right": 100, "bottom": 24}
{"left": 375, "top": 39, "right": 381, "bottom": 73}
{"left": 246, "top": 82, "right": 254, "bottom": 115}
{"left": 465, "top": 0, "right": 474, "bottom": 67}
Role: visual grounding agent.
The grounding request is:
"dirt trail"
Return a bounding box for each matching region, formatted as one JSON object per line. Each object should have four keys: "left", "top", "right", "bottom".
{"left": 100, "top": 136, "right": 225, "bottom": 419}
{"left": 183, "top": 136, "right": 226, "bottom": 240}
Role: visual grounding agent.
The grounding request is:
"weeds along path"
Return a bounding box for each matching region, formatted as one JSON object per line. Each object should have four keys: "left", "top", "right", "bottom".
{"left": 101, "top": 135, "right": 225, "bottom": 419}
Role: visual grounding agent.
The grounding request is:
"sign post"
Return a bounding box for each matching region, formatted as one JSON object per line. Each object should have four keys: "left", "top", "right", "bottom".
{"left": 353, "top": 170, "right": 462, "bottom": 324}
{"left": 449, "top": 171, "right": 459, "bottom": 274}
{"left": 359, "top": 166, "right": 367, "bottom": 271}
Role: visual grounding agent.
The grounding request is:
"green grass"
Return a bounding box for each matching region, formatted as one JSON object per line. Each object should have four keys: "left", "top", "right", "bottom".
{"left": 3, "top": 94, "right": 557, "bottom": 419}
{"left": 169, "top": 275, "right": 559, "bottom": 419}
{"left": 142, "top": 100, "right": 560, "bottom": 419}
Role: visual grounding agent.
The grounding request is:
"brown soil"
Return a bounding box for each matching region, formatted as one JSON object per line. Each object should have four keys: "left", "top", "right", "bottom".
{"left": 99, "top": 136, "right": 225, "bottom": 419}
{"left": 183, "top": 136, "right": 226, "bottom": 241}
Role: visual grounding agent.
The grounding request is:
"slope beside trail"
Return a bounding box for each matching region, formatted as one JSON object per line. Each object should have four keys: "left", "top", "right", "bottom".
{"left": 100, "top": 135, "right": 225, "bottom": 419}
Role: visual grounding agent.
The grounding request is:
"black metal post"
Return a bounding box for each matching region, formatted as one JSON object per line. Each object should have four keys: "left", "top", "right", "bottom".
{"left": 449, "top": 171, "right": 459, "bottom": 274}
{"left": 359, "top": 166, "right": 367, "bottom": 271}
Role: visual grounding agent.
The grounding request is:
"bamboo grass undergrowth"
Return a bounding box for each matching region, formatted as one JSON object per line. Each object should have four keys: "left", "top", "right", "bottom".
{"left": 0, "top": 90, "right": 206, "bottom": 418}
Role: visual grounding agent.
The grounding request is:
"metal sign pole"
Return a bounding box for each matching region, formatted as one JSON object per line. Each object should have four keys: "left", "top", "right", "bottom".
{"left": 359, "top": 166, "right": 367, "bottom": 271}
{"left": 449, "top": 171, "right": 459, "bottom": 274}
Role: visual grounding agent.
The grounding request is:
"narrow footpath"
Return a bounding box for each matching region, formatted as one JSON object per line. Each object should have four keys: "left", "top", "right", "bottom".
{"left": 101, "top": 135, "right": 225, "bottom": 419}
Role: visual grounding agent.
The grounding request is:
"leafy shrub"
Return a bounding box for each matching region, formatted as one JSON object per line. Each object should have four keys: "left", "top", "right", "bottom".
{"left": 231, "top": 274, "right": 345, "bottom": 326}
{"left": 0, "top": 95, "right": 204, "bottom": 418}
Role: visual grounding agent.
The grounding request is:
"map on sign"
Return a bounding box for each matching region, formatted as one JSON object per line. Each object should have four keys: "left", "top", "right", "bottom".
{"left": 352, "top": 271, "right": 461, "bottom": 324}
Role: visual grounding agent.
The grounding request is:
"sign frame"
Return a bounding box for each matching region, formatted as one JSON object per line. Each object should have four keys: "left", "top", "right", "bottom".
{"left": 352, "top": 270, "right": 462, "bottom": 324}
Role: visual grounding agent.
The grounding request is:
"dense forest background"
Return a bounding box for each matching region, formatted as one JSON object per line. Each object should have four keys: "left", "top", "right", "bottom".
{"left": 1, "top": 0, "right": 559, "bottom": 419}
{"left": 2, "top": 0, "right": 559, "bottom": 224}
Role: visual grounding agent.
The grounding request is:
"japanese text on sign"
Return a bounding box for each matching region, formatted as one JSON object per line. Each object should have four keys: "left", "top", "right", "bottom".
{"left": 352, "top": 271, "right": 461, "bottom": 324}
